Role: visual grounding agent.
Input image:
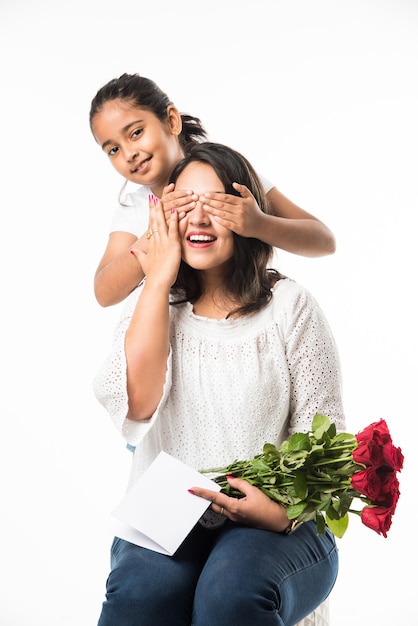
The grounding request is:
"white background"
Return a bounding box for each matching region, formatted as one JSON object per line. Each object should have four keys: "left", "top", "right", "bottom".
{"left": 0, "top": 1, "right": 416, "bottom": 624}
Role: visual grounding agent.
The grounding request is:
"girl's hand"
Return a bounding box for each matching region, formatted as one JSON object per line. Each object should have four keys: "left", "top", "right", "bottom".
{"left": 161, "top": 183, "right": 198, "bottom": 223}
{"left": 189, "top": 476, "right": 290, "bottom": 533}
{"left": 133, "top": 194, "right": 181, "bottom": 289}
{"left": 199, "top": 183, "right": 265, "bottom": 238}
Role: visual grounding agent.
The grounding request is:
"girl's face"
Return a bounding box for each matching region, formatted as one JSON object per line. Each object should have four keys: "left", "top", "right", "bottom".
{"left": 91, "top": 99, "right": 183, "bottom": 196}
{"left": 177, "top": 161, "right": 234, "bottom": 273}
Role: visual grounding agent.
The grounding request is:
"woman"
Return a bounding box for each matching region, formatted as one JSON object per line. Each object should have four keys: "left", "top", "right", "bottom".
{"left": 94, "top": 142, "right": 345, "bottom": 625}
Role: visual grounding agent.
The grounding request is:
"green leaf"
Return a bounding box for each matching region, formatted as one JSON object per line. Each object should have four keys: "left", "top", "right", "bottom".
{"left": 262, "top": 443, "right": 280, "bottom": 457}
{"left": 337, "top": 493, "right": 355, "bottom": 517}
{"left": 287, "top": 432, "right": 311, "bottom": 452}
{"left": 278, "top": 439, "right": 290, "bottom": 454}
{"left": 286, "top": 502, "right": 308, "bottom": 519}
{"left": 251, "top": 458, "right": 271, "bottom": 474}
{"left": 279, "top": 450, "right": 309, "bottom": 472}
{"left": 317, "top": 495, "right": 332, "bottom": 511}
{"left": 296, "top": 507, "right": 318, "bottom": 525}
{"left": 294, "top": 472, "right": 308, "bottom": 499}
{"left": 315, "top": 512, "right": 326, "bottom": 535}
{"left": 325, "top": 503, "right": 340, "bottom": 520}
{"left": 312, "top": 413, "right": 331, "bottom": 436}
{"left": 326, "top": 512, "right": 349, "bottom": 538}
{"left": 327, "top": 422, "right": 337, "bottom": 438}
{"left": 333, "top": 432, "right": 357, "bottom": 445}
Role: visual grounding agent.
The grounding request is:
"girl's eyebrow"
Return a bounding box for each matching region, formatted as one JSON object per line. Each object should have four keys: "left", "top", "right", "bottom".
{"left": 101, "top": 119, "right": 145, "bottom": 151}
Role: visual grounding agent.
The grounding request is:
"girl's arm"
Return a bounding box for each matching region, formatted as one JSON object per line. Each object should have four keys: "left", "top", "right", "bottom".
{"left": 264, "top": 186, "right": 336, "bottom": 257}
{"left": 94, "top": 231, "right": 146, "bottom": 307}
{"left": 201, "top": 185, "right": 336, "bottom": 258}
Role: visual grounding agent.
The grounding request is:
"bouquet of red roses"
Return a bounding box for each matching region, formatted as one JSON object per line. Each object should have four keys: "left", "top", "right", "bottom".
{"left": 201, "top": 414, "right": 403, "bottom": 538}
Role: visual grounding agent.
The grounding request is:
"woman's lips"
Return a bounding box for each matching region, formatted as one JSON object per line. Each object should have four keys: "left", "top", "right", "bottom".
{"left": 187, "top": 233, "right": 216, "bottom": 247}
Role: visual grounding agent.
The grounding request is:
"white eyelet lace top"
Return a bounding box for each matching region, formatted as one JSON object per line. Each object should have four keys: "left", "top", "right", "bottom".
{"left": 93, "top": 277, "right": 345, "bottom": 491}
{"left": 93, "top": 277, "right": 343, "bottom": 626}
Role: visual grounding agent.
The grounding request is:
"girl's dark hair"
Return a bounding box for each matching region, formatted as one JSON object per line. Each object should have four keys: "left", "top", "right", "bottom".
{"left": 169, "top": 142, "right": 283, "bottom": 318}
{"left": 89, "top": 73, "right": 207, "bottom": 152}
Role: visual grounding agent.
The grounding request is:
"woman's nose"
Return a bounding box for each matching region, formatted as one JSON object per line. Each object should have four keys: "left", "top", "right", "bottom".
{"left": 188, "top": 200, "right": 210, "bottom": 225}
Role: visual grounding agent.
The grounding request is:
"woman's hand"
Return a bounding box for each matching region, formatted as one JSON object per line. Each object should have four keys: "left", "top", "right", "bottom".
{"left": 199, "top": 183, "right": 265, "bottom": 238}
{"left": 189, "top": 476, "right": 291, "bottom": 533}
{"left": 133, "top": 194, "right": 182, "bottom": 289}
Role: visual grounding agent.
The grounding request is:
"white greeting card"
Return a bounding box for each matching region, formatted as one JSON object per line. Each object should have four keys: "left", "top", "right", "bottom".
{"left": 112, "top": 451, "right": 221, "bottom": 556}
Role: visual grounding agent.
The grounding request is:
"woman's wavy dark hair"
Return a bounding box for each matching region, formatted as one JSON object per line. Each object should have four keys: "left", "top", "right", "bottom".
{"left": 169, "top": 142, "right": 283, "bottom": 318}
{"left": 89, "top": 73, "right": 207, "bottom": 153}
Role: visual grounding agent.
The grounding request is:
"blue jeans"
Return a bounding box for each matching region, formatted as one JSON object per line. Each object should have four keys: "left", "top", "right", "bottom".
{"left": 97, "top": 520, "right": 338, "bottom": 626}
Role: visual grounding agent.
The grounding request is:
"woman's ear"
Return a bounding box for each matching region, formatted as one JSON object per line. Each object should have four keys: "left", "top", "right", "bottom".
{"left": 167, "top": 105, "right": 182, "bottom": 136}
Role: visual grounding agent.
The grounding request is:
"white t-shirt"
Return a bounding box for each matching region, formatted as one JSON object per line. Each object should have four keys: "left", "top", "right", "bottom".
{"left": 109, "top": 175, "right": 275, "bottom": 237}
{"left": 93, "top": 278, "right": 345, "bottom": 491}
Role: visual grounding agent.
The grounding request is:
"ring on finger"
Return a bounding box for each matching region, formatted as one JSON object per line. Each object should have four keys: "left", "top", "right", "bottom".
{"left": 146, "top": 231, "right": 153, "bottom": 239}
{"left": 220, "top": 507, "right": 224, "bottom": 516}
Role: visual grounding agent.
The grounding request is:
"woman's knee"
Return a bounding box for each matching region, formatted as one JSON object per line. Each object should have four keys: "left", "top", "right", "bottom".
{"left": 192, "top": 524, "right": 339, "bottom": 626}
{"left": 193, "top": 545, "right": 281, "bottom": 625}
{"left": 100, "top": 539, "right": 197, "bottom": 624}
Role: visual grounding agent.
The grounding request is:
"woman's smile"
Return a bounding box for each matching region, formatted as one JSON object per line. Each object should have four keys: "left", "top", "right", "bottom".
{"left": 186, "top": 231, "right": 217, "bottom": 247}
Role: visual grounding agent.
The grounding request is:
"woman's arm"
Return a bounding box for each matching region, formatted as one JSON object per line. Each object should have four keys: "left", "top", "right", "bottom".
{"left": 283, "top": 283, "right": 345, "bottom": 434}
{"left": 125, "top": 202, "right": 181, "bottom": 420}
{"left": 124, "top": 277, "right": 171, "bottom": 421}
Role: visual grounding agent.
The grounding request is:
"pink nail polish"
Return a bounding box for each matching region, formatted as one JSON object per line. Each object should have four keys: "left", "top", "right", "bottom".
{"left": 187, "top": 489, "right": 195, "bottom": 494}
{"left": 130, "top": 250, "right": 135, "bottom": 256}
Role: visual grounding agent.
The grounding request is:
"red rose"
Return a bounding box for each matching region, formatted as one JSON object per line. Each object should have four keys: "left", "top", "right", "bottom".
{"left": 381, "top": 442, "right": 404, "bottom": 472}
{"left": 377, "top": 469, "right": 399, "bottom": 495}
{"left": 376, "top": 488, "right": 400, "bottom": 511}
{"left": 374, "top": 471, "right": 400, "bottom": 510}
{"left": 361, "top": 506, "right": 393, "bottom": 537}
{"left": 356, "top": 419, "right": 392, "bottom": 447}
{"left": 351, "top": 467, "right": 382, "bottom": 500}
{"left": 353, "top": 439, "right": 383, "bottom": 467}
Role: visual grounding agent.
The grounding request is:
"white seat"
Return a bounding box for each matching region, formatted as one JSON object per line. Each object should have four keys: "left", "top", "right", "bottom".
{"left": 295, "top": 598, "right": 329, "bottom": 626}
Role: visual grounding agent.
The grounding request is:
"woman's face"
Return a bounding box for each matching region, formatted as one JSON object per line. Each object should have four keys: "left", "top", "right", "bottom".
{"left": 91, "top": 99, "right": 182, "bottom": 196}
{"left": 176, "top": 161, "right": 234, "bottom": 272}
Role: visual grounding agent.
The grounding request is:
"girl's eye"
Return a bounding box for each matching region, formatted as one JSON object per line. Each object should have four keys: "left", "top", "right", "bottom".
{"left": 108, "top": 146, "right": 119, "bottom": 156}
{"left": 131, "top": 128, "right": 143, "bottom": 139}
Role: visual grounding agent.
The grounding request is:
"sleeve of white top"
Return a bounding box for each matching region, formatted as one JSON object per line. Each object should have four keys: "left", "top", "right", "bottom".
{"left": 109, "top": 187, "right": 150, "bottom": 237}
{"left": 92, "top": 285, "right": 173, "bottom": 446}
{"left": 278, "top": 280, "right": 346, "bottom": 436}
{"left": 258, "top": 173, "right": 275, "bottom": 194}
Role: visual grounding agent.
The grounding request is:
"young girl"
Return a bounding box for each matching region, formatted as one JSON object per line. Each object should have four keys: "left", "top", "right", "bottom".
{"left": 90, "top": 73, "right": 336, "bottom": 307}
{"left": 93, "top": 142, "right": 344, "bottom": 625}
